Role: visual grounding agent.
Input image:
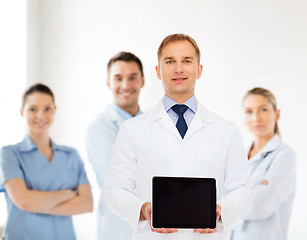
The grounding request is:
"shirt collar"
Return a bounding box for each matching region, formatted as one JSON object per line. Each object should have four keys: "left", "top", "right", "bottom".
{"left": 18, "top": 135, "right": 38, "bottom": 152}
{"left": 112, "top": 103, "right": 142, "bottom": 120}
{"left": 248, "top": 134, "right": 282, "bottom": 161}
{"left": 162, "top": 94, "right": 198, "bottom": 113}
{"left": 18, "top": 135, "right": 69, "bottom": 153}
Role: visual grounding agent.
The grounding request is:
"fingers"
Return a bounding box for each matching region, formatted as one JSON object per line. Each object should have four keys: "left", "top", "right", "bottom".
{"left": 147, "top": 203, "right": 178, "bottom": 234}
{"left": 193, "top": 204, "right": 221, "bottom": 234}
{"left": 260, "top": 179, "right": 268, "bottom": 185}
{"left": 153, "top": 228, "right": 178, "bottom": 234}
{"left": 216, "top": 204, "right": 221, "bottom": 221}
{"left": 194, "top": 228, "right": 217, "bottom": 234}
{"left": 145, "top": 203, "right": 152, "bottom": 220}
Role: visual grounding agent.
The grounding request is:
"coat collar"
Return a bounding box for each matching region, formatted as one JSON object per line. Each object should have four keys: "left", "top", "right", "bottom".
{"left": 148, "top": 100, "right": 215, "bottom": 123}
{"left": 248, "top": 134, "right": 282, "bottom": 162}
{"left": 106, "top": 104, "right": 125, "bottom": 122}
{"left": 148, "top": 100, "right": 215, "bottom": 140}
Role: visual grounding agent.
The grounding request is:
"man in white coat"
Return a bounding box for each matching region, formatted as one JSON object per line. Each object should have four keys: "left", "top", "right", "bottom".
{"left": 105, "top": 34, "right": 254, "bottom": 240}
{"left": 86, "top": 52, "right": 145, "bottom": 240}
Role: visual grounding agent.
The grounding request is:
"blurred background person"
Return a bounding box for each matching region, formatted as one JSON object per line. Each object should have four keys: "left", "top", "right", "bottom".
{"left": 86, "top": 52, "right": 144, "bottom": 240}
{"left": 228, "top": 87, "right": 296, "bottom": 240}
{"left": 0, "top": 83, "right": 93, "bottom": 240}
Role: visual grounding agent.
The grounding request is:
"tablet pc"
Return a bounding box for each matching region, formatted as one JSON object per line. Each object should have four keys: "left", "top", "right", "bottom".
{"left": 152, "top": 176, "right": 216, "bottom": 229}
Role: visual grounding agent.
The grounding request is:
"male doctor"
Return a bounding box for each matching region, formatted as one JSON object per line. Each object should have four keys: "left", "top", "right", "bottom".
{"left": 86, "top": 52, "right": 144, "bottom": 240}
{"left": 105, "top": 34, "right": 254, "bottom": 240}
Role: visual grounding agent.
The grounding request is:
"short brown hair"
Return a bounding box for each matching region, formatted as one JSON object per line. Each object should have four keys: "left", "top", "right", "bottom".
{"left": 107, "top": 51, "right": 144, "bottom": 78}
{"left": 157, "top": 33, "right": 201, "bottom": 64}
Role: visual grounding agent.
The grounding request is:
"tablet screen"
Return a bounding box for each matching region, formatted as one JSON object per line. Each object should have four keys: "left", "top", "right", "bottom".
{"left": 152, "top": 176, "right": 216, "bottom": 229}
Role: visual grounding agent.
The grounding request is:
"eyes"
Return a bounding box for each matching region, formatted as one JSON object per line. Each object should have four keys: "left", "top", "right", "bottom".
{"left": 245, "top": 108, "right": 268, "bottom": 115}
{"left": 28, "top": 106, "right": 54, "bottom": 113}
{"left": 114, "top": 75, "right": 139, "bottom": 82}
{"left": 115, "top": 77, "right": 137, "bottom": 82}
{"left": 165, "top": 59, "right": 192, "bottom": 64}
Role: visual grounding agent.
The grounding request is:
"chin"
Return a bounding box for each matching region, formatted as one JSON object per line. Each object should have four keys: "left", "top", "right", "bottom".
{"left": 253, "top": 131, "right": 271, "bottom": 138}
{"left": 31, "top": 127, "right": 49, "bottom": 134}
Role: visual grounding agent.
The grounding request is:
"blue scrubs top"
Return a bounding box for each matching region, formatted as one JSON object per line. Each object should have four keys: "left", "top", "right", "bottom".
{"left": 0, "top": 135, "right": 89, "bottom": 240}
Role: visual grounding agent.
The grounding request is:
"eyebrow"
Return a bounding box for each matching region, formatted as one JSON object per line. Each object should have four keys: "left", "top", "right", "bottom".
{"left": 129, "top": 73, "right": 140, "bottom": 76}
{"left": 28, "top": 104, "right": 53, "bottom": 107}
{"left": 257, "top": 104, "right": 269, "bottom": 108}
{"left": 163, "top": 56, "right": 194, "bottom": 61}
{"left": 244, "top": 104, "right": 269, "bottom": 109}
{"left": 163, "top": 57, "right": 174, "bottom": 61}
{"left": 114, "top": 72, "right": 140, "bottom": 77}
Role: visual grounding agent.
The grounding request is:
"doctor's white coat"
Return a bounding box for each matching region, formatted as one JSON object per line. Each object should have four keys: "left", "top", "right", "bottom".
{"left": 228, "top": 135, "right": 296, "bottom": 240}
{"left": 105, "top": 101, "right": 254, "bottom": 240}
{"left": 86, "top": 105, "right": 133, "bottom": 240}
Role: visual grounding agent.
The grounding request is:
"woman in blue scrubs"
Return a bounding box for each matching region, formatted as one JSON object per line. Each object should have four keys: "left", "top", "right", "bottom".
{"left": 0, "top": 83, "right": 93, "bottom": 240}
{"left": 228, "top": 87, "right": 296, "bottom": 240}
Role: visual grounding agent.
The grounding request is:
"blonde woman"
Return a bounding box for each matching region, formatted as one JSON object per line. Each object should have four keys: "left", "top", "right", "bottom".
{"left": 0, "top": 83, "right": 93, "bottom": 240}
{"left": 229, "top": 87, "right": 296, "bottom": 240}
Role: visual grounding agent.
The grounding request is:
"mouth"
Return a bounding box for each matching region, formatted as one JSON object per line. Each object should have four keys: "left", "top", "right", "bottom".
{"left": 172, "top": 77, "right": 187, "bottom": 83}
{"left": 252, "top": 125, "right": 264, "bottom": 130}
{"left": 34, "top": 122, "right": 48, "bottom": 128}
{"left": 119, "top": 90, "right": 135, "bottom": 98}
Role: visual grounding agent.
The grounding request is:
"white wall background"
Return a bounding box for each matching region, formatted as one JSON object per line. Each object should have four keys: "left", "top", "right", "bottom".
{"left": 1, "top": 0, "right": 306, "bottom": 239}
{"left": 0, "top": 0, "right": 27, "bottom": 233}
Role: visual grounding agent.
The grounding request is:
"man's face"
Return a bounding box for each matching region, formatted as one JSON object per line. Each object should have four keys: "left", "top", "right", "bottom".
{"left": 108, "top": 61, "right": 144, "bottom": 111}
{"left": 156, "top": 40, "right": 203, "bottom": 101}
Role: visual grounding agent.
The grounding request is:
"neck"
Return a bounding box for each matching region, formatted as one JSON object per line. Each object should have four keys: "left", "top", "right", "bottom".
{"left": 28, "top": 132, "right": 51, "bottom": 149}
{"left": 251, "top": 132, "right": 275, "bottom": 154}
{"left": 166, "top": 93, "right": 194, "bottom": 104}
{"left": 119, "top": 104, "right": 139, "bottom": 117}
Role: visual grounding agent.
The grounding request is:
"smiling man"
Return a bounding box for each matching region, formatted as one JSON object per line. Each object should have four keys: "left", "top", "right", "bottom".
{"left": 105, "top": 34, "right": 254, "bottom": 240}
{"left": 86, "top": 52, "right": 144, "bottom": 240}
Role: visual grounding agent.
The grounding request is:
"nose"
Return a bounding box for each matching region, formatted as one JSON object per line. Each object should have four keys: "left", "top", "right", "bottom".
{"left": 121, "top": 79, "right": 130, "bottom": 89}
{"left": 175, "top": 62, "right": 183, "bottom": 73}
{"left": 37, "top": 110, "right": 46, "bottom": 119}
{"left": 251, "top": 111, "right": 260, "bottom": 121}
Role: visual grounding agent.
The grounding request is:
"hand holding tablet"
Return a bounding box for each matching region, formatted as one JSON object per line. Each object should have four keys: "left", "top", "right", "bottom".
{"left": 140, "top": 202, "right": 178, "bottom": 234}
{"left": 140, "top": 176, "right": 219, "bottom": 234}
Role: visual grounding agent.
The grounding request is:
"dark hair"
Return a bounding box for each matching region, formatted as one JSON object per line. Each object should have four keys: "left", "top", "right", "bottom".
{"left": 243, "top": 87, "right": 280, "bottom": 136}
{"left": 107, "top": 51, "right": 144, "bottom": 77}
{"left": 22, "top": 83, "right": 55, "bottom": 109}
{"left": 157, "top": 33, "right": 201, "bottom": 64}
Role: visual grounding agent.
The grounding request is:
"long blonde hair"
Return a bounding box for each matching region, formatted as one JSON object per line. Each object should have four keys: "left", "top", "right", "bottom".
{"left": 243, "top": 87, "right": 280, "bottom": 136}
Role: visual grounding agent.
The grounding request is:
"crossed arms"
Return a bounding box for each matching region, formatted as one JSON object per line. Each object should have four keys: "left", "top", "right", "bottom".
{"left": 5, "top": 178, "right": 93, "bottom": 216}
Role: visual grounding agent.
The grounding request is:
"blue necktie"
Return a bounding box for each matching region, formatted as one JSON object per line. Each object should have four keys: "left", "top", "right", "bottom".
{"left": 171, "top": 104, "right": 188, "bottom": 139}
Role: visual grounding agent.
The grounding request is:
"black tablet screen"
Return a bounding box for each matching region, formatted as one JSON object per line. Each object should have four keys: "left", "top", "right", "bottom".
{"left": 152, "top": 176, "right": 216, "bottom": 229}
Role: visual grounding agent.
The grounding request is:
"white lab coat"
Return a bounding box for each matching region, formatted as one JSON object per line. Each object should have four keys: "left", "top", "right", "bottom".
{"left": 228, "top": 135, "right": 296, "bottom": 240}
{"left": 105, "top": 101, "right": 254, "bottom": 240}
{"left": 86, "top": 105, "right": 133, "bottom": 240}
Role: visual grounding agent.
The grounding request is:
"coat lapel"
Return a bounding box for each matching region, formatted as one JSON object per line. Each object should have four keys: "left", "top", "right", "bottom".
{"left": 148, "top": 101, "right": 216, "bottom": 141}
{"left": 149, "top": 101, "right": 181, "bottom": 139}
{"left": 184, "top": 104, "right": 215, "bottom": 141}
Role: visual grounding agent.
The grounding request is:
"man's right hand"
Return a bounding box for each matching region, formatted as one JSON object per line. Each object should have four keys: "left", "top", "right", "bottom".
{"left": 140, "top": 202, "right": 178, "bottom": 234}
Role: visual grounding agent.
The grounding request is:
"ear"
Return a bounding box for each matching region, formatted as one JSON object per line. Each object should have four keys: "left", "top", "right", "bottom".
{"left": 141, "top": 77, "right": 145, "bottom": 88}
{"left": 275, "top": 109, "right": 280, "bottom": 121}
{"left": 155, "top": 65, "right": 162, "bottom": 80}
{"left": 107, "top": 78, "right": 111, "bottom": 89}
{"left": 197, "top": 64, "right": 203, "bottom": 79}
{"left": 20, "top": 109, "right": 24, "bottom": 117}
